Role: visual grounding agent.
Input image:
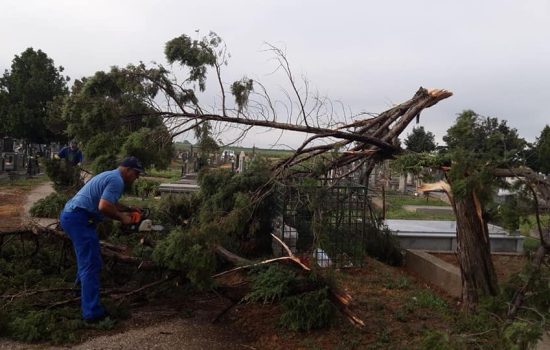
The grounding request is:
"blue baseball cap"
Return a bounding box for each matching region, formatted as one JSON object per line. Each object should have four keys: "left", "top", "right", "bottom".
{"left": 120, "top": 156, "right": 146, "bottom": 175}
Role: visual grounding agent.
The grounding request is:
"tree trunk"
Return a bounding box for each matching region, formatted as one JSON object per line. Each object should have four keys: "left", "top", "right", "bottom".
{"left": 453, "top": 191, "right": 499, "bottom": 311}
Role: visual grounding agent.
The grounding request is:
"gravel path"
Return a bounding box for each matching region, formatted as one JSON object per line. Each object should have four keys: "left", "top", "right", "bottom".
{"left": 22, "top": 180, "right": 55, "bottom": 216}
{"left": 67, "top": 318, "right": 251, "bottom": 350}
{"left": 0, "top": 317, "right": 253, "bottom": 350}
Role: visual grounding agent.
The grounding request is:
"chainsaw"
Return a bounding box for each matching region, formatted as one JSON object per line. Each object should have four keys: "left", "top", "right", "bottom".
{"left": 123, "top": 208, "right": 165, "bottom": 233}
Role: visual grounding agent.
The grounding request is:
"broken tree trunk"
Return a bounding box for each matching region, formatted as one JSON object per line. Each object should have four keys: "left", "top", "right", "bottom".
{"left": 272, "top": 88, "right": 453, "bottom": 178}
{"left": 419, "top": 180, "right": 499, "bottom": 311}
{"left": 452, "top": 191, "right": 499, "bottom": 310}
{"left": 421, "top": 167, "right": 550, "bottom": 313}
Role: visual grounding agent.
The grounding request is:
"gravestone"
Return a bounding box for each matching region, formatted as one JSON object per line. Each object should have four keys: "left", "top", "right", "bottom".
{"left": 399, "top": 174, "right": 406, "bottom": 193}
{"left": 2, "top": 137, "right": 14, "bottom": 153}
{"left": 271, "top": 217, "right": 298, "bottom": 257}
{"left": 406, "top": 173, "right": 414, "bottom": 185}
{"left": 237, "top": 151, "right": 246, "bottom": 173}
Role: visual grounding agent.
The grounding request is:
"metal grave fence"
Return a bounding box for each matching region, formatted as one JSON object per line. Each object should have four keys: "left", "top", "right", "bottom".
{"left": 274, "top": 181, "right": 377, "bottom": 268}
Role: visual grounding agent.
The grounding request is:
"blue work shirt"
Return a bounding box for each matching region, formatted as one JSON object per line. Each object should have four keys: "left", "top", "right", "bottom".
{"left": 64, "top": 169, "right": 124, "bottom": 218}
{"left": 58, "top": 146, "right": 83, "bottom": 166}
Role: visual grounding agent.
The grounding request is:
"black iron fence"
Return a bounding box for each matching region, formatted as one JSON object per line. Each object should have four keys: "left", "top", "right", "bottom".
{"left": 274, "top": 180, "right": 380, "bottom": 268}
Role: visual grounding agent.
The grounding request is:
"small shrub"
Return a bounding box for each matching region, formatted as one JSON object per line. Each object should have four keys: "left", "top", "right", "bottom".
{"left": 410, "top": 290, "right": 448, "bottom": 312}
{"left": 30, "top": 192, "right": 69, "bottom": 218}
{"left": 92, "top": 154, "right": 118, "bottom": 174}
{"left": 279, "top": 287, "right": 335, "bottom": 331}
{"left": 131, "top": 178, "right": 160, "bottom": 199}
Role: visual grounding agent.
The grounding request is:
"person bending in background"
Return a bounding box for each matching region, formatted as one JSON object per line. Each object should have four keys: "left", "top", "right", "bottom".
{"left": 59, "top": 156, "right": 145, "bottom": 322}
{"left": 57, "top": 140, "right": 83, "bottom": 166}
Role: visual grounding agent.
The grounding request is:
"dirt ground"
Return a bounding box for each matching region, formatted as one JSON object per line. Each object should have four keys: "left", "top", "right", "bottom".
{"left": 0, "top": 187, "right": 25, "bottom": 231}
{"left": 0, "top": 176, "right": 539, "bottom": 349}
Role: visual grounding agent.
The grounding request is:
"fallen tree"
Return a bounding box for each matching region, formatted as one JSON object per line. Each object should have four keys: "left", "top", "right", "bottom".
{"left": 1, "top": 222, "right": 365, "bottom": 328}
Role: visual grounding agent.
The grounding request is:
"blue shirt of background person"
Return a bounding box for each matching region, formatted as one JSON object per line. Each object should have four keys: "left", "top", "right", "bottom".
{"left": 58, "top": 140, "right": 83, "bottom": 166}
{"left": 63, "top": 169, "right": 124, "bottom": 219}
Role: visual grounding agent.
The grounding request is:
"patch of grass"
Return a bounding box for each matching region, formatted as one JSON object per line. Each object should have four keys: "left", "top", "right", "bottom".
{"left": 279, "top": 287, "right": 335, "bottom": 332}
{"left": 386, "top": 192, "right": 450, "bottom": 207}
{"left": 384, "top": 275, "right": 411, "bottom": 290}
{"left": 382, "top": 192, "right": 455, "bottom": 220}
{"left": 406, "top": 290, "right": 448, "bottom": 313}
{"left": 384, "top": 207, "right": 456, "bottom": 220}
{"left": 144, "top": 168, "right": 181, "bottom": 180}
{"left": 383, "top": 192, "right": 453, "bottom": 219}
{"left": 0, "top": 175, "right": 50, "bottom": 190}
{"left": 119, "top": 195, "right": 159, "bottom": 210}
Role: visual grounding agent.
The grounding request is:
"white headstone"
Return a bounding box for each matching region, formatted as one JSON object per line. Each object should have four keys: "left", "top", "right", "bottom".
{"left": 238, "top": 151, "right": 246, "bottom": 173}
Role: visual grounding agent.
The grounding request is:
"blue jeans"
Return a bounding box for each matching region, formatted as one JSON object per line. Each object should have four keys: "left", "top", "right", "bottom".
{"left": 60, "top": 209, "right": 105, "bottom": 320}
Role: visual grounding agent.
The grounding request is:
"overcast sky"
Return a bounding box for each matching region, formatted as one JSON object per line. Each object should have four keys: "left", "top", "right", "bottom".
{"left": 1, "top": 0, "right": 549, "bottom": 148}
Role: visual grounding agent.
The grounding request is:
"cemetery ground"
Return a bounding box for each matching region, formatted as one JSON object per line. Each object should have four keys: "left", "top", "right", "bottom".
{"left": 0, "top": 173, "right": 540, "bottom": 349}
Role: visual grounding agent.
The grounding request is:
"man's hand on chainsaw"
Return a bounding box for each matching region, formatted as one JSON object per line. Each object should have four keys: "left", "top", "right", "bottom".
{"left": 129, "top": 206, "right": 142, "bottom": 214}
{"left": 120, "top": 212, "right": 134, "bottom": 225}
{"left": 129, "top": 211, "right": 142, "bottom": 224}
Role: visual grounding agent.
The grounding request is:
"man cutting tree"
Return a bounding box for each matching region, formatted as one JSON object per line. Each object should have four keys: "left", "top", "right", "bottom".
{"left": 60, "top": 156, "right": 144, "bottom": 323}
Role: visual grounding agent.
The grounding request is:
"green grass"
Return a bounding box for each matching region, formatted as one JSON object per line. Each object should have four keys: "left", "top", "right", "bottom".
{"left": 385, "top": 192, "right": 450, "bottom": 207}
{"left": 120, "top": 195, "right": 159, "bottom": 209}
{"left": 0, "top": 174, "right": 50, "bottom": 190}
{"left": 145, "top": 167, "right": 181, "bottom": 180}
{"left": 381, "top": 192, "right": 455, "bottom": 220}
{"left": 384, "top": 208, "right": 456, "bottom": 220}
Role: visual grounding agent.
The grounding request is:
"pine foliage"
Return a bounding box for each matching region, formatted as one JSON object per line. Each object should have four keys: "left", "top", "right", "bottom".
{"left": 244, "top": 265, "right": 297, "bottom": 303}
{"left": 279, "top": 287, "right": 335, "bottom": 331}
{"left": 30, "top": 192, "right": 69, "bottom": 218}
{"left": 43, "top": 158, "right": 82, "bottom": 194}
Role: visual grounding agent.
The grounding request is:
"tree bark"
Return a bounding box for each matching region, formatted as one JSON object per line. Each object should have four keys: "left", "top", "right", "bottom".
{"left": 419, "top": 180, "right": 499, "bottom": 311}
{"left": 453, "top": 191, "right": 499, "bottom": 311}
